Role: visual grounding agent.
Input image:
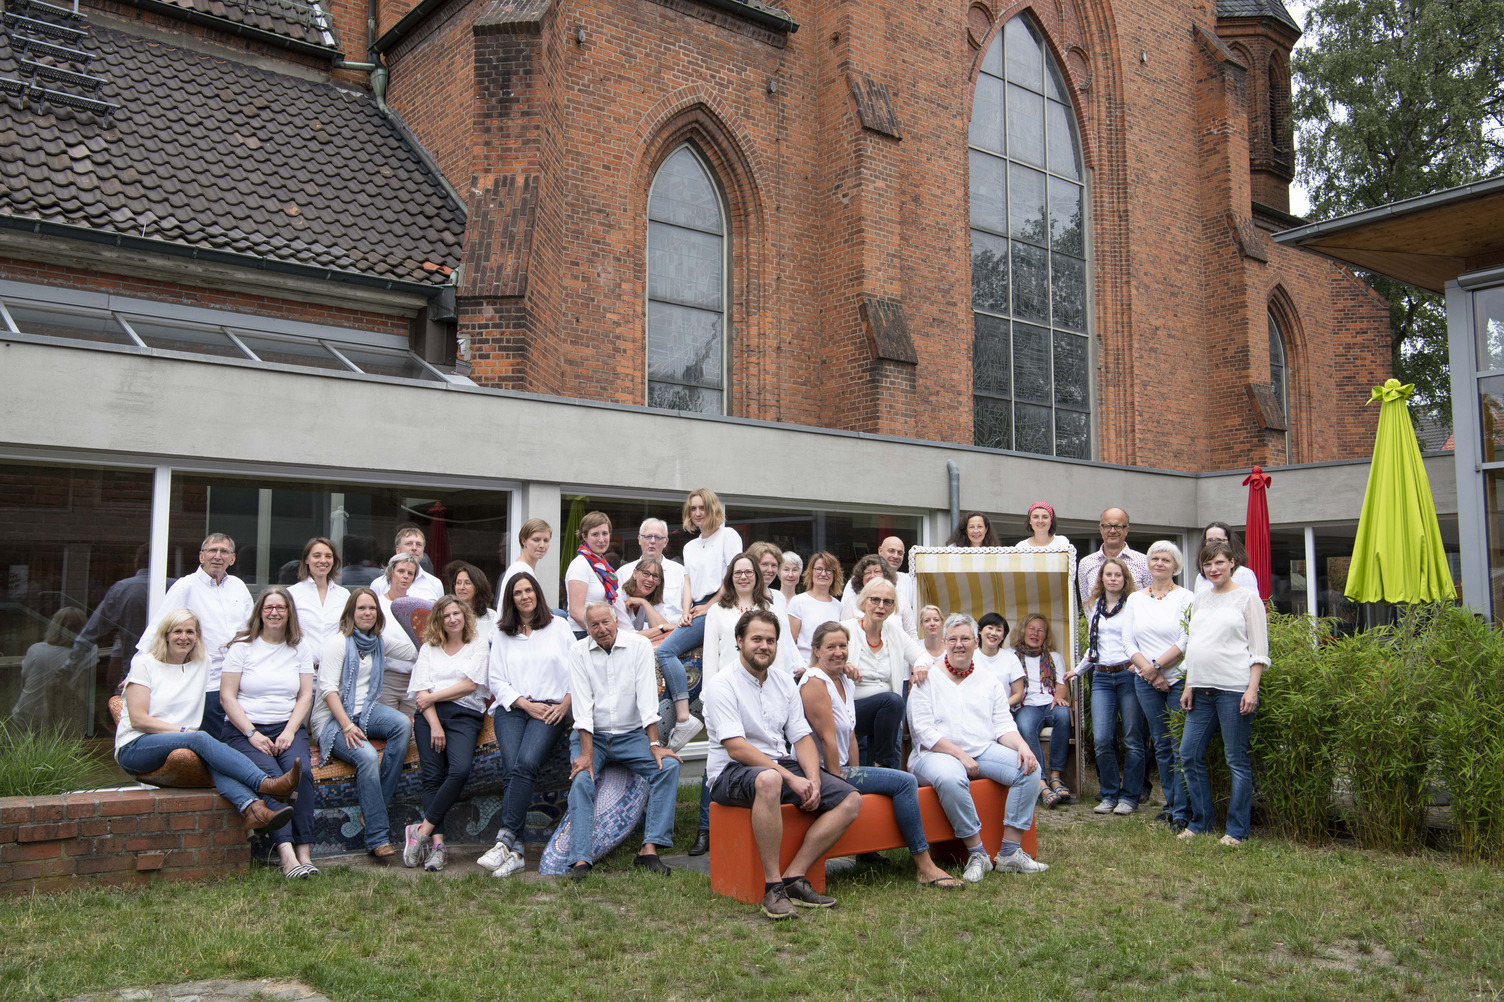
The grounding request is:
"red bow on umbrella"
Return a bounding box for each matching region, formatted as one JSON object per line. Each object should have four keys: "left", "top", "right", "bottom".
{"left": 1242, "top": 467, "right": 1273, "bottom": 601}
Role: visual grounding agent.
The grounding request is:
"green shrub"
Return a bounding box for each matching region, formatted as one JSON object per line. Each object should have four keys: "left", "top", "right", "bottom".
{"left": 0, "top": 723, "right": 99, "bottom": 798}
{"left": 1250, "top": 613, "right": 1340, "bottom": 842}
{"left": 1424, "top": 608, "right": 1504, "bottom": 864}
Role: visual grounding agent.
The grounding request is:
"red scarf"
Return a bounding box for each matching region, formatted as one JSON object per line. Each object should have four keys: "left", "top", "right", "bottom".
{"left": 1015, "top": 645, "right": 1054, "bottom": 691}
{"left": 577, "top": 544, "right": 619, "bottom": 603}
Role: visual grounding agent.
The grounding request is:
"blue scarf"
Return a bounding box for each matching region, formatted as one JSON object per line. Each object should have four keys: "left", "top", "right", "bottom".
{"left": 320, "top": 629, "right": 384, "bottom": 760}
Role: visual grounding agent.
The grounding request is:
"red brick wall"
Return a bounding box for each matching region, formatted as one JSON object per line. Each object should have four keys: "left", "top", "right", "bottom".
{"left": 0, "top": 790, "right": 250, "bottom": 896}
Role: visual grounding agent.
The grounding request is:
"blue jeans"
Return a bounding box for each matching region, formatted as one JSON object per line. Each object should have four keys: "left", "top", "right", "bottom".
{"left": 854, "top": 691, "right": 905, "bottom": 769}
{"left": 415, "top": 703, "right": 485, "bottom": 837}
{"left": 653, "top": 614, "right": 702, "bottom": 703}
{"left": 495, "top": 705, "right": 567, "bottom": 838}
{"left": 1180, "top": 687, "right": 1255, "bottom": 839}
{"left": 911, "top": 744, "right": 1040, "bottom": 839}
{"left": 116, "top": 730, "right": 269, "bottom": 812}
{"left": 199, "top": 689, "right": 225, "bottom": 738}
{"left": 843, "top": 766, "right": 928, "bottom": 855}
{"left": 1090, "top": 669, "right": 1146, "bottom": 804}
{"left": 224, "top": 720, "right": 315, "bottom": 845}
{"left": 1013, "top": 702, "right": 1073, "bottom": 776}
{"left": 1135, "top": 677, "right": 1189, "bottom": 824}
{"left": 320, "top": 703, "right": 412, "bottom": 849}
{"left": 567, "top": 729, "right": 680, "bottom": 865}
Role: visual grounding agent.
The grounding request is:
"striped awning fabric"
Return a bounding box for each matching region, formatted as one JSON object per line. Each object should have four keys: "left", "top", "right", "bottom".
{"left": 910, "top": 546, "right": 1079, "bottom": 663}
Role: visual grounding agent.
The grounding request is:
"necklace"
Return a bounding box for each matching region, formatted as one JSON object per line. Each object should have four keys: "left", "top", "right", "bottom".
{"left": 944, "top": 655, "right": 975, "bottom": 681}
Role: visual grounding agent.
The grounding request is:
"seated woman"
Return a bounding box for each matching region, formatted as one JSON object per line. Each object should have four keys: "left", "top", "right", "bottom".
{"left": 220, "top": 586, "right": 318, "bottom": 877}
{"left": 312, "top": 587, "right": 418, "bottom": 859}
{"left": 906, "top": 614, "right": 1048, "bottom": 881}
{"left": 621, "top": 555, "right": 675, "bottom": 643}
{"left": 446, "top": 561, "right": 497, "bottom": 641}
{"left": 565, "top": 511, "right": 633, "bottom": 634}
{"left": 482, "top": 570, "right": 575, "bottom": 877}
{"left": 403, "top": 595, "right": 490, "bottom": 872}
{"left": 945, "top": 511, "right": 1001, "bottom": 548}
{"left": 1003, "top": 614, "right": 1073, "bottom": 808}
{"left": 12, "top": 607, "right": 91, "bottom": 731}
{"left": 918, "top": 604, "right": 945, "bottom": 662}
{"left": 973, "top": 612, "right": 1019, "bottom": 702}
{"left": 700, "top": 553, "right": 795, "bottom": 687}
{"left": 840, "top": 578, "right": 935, "bottom": 769}
{"left": 799, "top": 622, "right": 961, "bottom": 889}
{"left": 377, "top": 553, "right": 428, "bottom": 716}
{"left": 116, "top": 610, "right": 301, "bottom": 833}
{"left": 787, "top": 551, "right": 844, "bottom": 664}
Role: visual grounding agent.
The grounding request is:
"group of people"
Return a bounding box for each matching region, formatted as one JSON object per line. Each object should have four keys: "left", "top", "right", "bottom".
{"left": 111, "top": 488, "right": 1270, "bottom": 911}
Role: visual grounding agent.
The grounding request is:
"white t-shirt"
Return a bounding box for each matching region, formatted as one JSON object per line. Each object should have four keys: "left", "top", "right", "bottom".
{"left": 1016, "top": 534, "right": 1071, "bottom": 551}
{"left": 1124, "top": 587, "right": 1195, "bottom": 684}
{"left": 287, "top": 578, "right": 352, "bottom": 659}
{"left": 680, "top": 524, "right": 744, "bottom": 604}
{"left": 787, "top": 593, "right": 843, "bottom": 661}
{"left": 220, "top": 637, "right": 315, "bottom": 725}
{"left": 799, "top": 669, "right": 855, "bottom": 770}
{"left": 116, "top": 654, "right": 210, "bottom": 752}
{"left": 409, "top": 638, "right": 491, "bottom": 715}
{"left": 1194, "top": 565, "right": 1261, "bottom": 594}
{"left": 564, "top": 554, "right": 634, "bottom": 630}
{"left": 975, "top": 646, "right": 1024, "bottom": 689}
{"left": 617, "top": 556, "right": 690, "bottom": 623}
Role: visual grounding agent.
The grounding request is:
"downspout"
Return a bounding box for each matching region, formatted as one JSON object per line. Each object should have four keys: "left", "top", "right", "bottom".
{"left": 331, "top": 0, "right": 387, "bottom": 109}
{"left": 946, "top": 460, "right": 960, "bottom": 534}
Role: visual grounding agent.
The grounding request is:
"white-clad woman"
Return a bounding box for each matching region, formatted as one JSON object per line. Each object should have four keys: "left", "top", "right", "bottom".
{"left": 1193, "top": 522, "right": 1260, "bottom": 592}
{"left": 481, "top": 570, "right": 575, "bottom": 877}
{"left": 117, "top": 610, "right": 301, "bottom": 835}
{"left": 446, "top": 561, "right": 497, "bottom": 641}
{"left": 1125, "top": 540, "right": 1195, "bottom": 832}
{"left": 1017, "top": 502, "right": 1070, "bottom": 551}
{"left": 787, "top": 551, "right": 844, "bottom": 664}
{"left": 1004, "top": 613, "right": 1073, "bottom": 808}
{"left": 621, "top": 556, "right": 675, "bottom": 641}
{"left": 497, "top": 518, "right": 553, "bottom": 609}
{"left": 377, "top": 552, "right": 427, "bottom": 716}
{"left": 565, "top": 510, "right": 633, "bottom": 634}
{"left": 800, "top": 622, "right": 961, "bottom": 889}
{"left": 746, "top": 541, "right": 806, "bottom": 674}
{"left": 973, "top": 611, "right": 1020, "bottom": 703}
{"left": 778, "top": 551, "right": 803, "bottom": 607}
{"left": 841, "top": 577, "right": 935, "bottom": 770}
{"left": 919, "top": 604, "right": 946, "bottom": 661}
{"left": 1179, "top": 540, "right": 1269, "bottom": 846}
{"left": 312, "top": 587, "right": 417, "bottom": 859}
{"left": 220, "top": 586, "right": 318, "bottom": 877}
{"left": 839, "top": 554, "right": 896, "bottom": 621}
{"left": 1063, "top": 557, "right": 1147, "bottom": 816}
{"left": 287, "top": 537, "right": 350, "bottom": 661}
{"left": 403, "top": 595, "right": 490, "bottom": 872}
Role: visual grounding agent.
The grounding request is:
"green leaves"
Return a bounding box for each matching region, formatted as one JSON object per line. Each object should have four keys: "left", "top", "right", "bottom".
{"left": 0, "top": 723, "right": 101, "bottom": 798}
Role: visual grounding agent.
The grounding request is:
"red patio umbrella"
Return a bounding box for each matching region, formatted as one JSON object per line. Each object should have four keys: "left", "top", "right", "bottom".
{"left": 425, "top": 502, "right": 450, "bottom": 575}
{"left": 1242, "top": 466, "right": 1272, "bottom": 601}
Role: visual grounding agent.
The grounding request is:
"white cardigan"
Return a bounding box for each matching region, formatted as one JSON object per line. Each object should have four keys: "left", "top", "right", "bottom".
{"left": 840, "top": 615, "right": 936, "bottom": 698}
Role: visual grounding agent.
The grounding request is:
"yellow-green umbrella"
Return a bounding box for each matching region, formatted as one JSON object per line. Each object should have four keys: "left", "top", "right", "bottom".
{"left": 1345, "top": 379, "right": 1457, "bottom": 604}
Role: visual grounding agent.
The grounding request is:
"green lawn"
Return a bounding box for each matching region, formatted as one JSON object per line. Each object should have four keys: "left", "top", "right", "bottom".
{"left": 3, "top": 798, "right": 1503, "bottom": 1002}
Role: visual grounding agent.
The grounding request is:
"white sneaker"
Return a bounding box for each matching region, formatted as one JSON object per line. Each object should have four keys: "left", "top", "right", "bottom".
{"left": 667, "top": 716, "right": 703, "bottom": 752}
{"left": 477, "top": 839, "right": 511, "bottom": 871}
{"left": 491, "top": 849, "right": 526, "bottom": 878}
{"left": 1113, "top": 801, "right": 1138, "bottom": 815}
{"left": 993, "top": 849, "right": 1050, "bottom": 874}
{"left": 961, "top": 852, "right": 993, "bottom": 883}
{"left": 1094, "top": 798, "right": 1117, "bottom": 814}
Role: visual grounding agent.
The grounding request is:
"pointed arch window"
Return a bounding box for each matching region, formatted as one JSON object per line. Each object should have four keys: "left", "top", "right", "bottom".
{"left": 968, "top": 14, "right": 1089, "bottom": 458}
{"left": 1268, "top": 308, "right": 1288, "bottom": 422}
{"left": 646, "top": 145, "right": 728, "bottom": 414}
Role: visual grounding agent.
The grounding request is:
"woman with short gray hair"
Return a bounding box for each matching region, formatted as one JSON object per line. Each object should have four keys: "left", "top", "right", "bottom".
{"left": 377, "top": 551, "right": 428, "bottom": 715}
{"left": 840, "top": 577, "right": 934, "bottom": 769}
{"left": 1126, "top": 540, "right": 1195, "bottom": 832}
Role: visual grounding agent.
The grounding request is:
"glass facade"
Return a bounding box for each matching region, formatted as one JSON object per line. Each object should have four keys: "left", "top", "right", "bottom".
{"left": 1470, "top": 284, "right": 1504, "bottom": 617}
{"left": 969, "top": 14, "right": 1090, "bottom": 458}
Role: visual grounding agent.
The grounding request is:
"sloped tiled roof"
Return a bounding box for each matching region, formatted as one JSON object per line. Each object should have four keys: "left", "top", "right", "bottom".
{"left": 1217, "top": 0, "right": 1301, "bottom": 32}
{"left": 147, "top": 0, "right": 338, "bottom": 52}
{"left": 0, "top": 25, "right": 466, "bottom": 286}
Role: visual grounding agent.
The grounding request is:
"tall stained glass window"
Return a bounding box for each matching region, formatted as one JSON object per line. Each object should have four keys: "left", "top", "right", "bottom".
{"left": 647, "top": 146, "right": 727, "bottom": 414}
{"left": 969, "top": 15, "right": 1089, "bottom": 457}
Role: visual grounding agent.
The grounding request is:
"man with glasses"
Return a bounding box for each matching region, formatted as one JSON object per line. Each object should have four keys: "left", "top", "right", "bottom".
{"left": 1077, "top": 508, "right": 1151, "bottom": 606}
{"left": 370, "top": 524, "right": 444, "bottom": 601}
{"left": 137, "top": 532, "right": 253, "bottom": 736}
{"left": 616, "top": 518, "right": 691, "bottom": 627}
{"left": 840, "top": 536, "right": 918, "bottom": 637}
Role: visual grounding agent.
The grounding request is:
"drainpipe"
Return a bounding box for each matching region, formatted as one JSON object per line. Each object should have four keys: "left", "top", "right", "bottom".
{"left": 946, "top": 460, "right": 960, "bottom": 534}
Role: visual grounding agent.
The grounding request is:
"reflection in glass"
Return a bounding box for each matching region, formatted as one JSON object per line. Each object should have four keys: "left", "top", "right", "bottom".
{"left": 647, "top": 383, "right": 721, "bottom": 415}
{"left": 1055, "top": 409, "right": 1090, "bottom": 459}
{"left": 1269, "top": 311, "right": 1288, "bottom": 421}
{"left": 1047, "top": 101, "right": 1081, "bottom": 180}
{"left": 1487, "top": 470, "right": 1504, "bottom": 619}
{"left": 1054, "top": 331, "right": 1088, "bottom": 406}
{"left": 971, "top": 231, "right": 1010, "bottom": 315}
{"left": 973, "top": 314, "right": 1010, "bottom": 397}
{"left": 337, "top": 346, "right": 441, "bottom": 381}
{"left": 648, "top": 147, "right": 723, "bottom": 234}
{"left": 1045, "top": 58, "right": 1069, "bottom": 102}
{"left": 127, "top": 319, "right": 248, "bottom": 359}
{"left": 235, "top": 334, "right": 352, "bottom": 371}
{"left": 1011, "top": 242, "right": 1050, "bottom": 325}
{"left": 648, "top": 145, "right": 726, "bottom": 412}
{"left": 969, "top": 150, "right": 1007, "bottom": 234}
{"left": 1052, "top": 254, "right": 1087, "bottom": 332}
{"left": 5, "top": 303, "right": 136, "bottom": 346}
{"left": 648, "top": 301, "right": 723, "bottom": 391}
{"left": 1480, "top": 374, "right": 1504, "bottom": 464}
{"left": 1476, "top": 285, "right": 1504, "bottom": 372}
{"left": 1006, "top": 84, "right": 1046, "bottom": 166}
{"left": 1004, "top": 16, "right": 1043, "bottom": 91}
{"left": 648, "top": 222, "right": 724, "bottom": 310}
{"left": 1013, "top": 322, "right": 1051, "bottom": 403}
{"left": 970, "top": 74, "right": 1004, "bottom": 154}
{"left": 1015, "top": 402, "right": 1054, "bottom": 454}
{"left": 1049, "top": 177, "right": 1083, "bottom": 255}
{"left": 974, "top": 396, "right": 1012, "bottom": 450}
{"left": 1009, "top": 164, "right": 1048, "bottom": 246}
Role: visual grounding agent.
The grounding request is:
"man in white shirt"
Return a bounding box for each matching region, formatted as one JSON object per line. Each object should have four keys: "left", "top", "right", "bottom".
{"left": 703, "top": 609, "right": 862, "bottom": 919}
{"left": 1077, "top": 507, "right": 1151, "bottom": 607}
{"left": 616, "top": 519, "right": 691, "bottom": 626}
{"left": 137, "top": 532, "right": 253, "bottom": 736}
{"left": 564, "top": 603, "right": 683, "bottom": 880}
{"left": 370, "top": 524, "right": 445, "bottom": 601}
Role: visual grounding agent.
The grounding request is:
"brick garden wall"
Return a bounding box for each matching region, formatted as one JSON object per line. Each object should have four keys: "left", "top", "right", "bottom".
{"left": 0, "top": 790, "right": 250, "bottom": 896}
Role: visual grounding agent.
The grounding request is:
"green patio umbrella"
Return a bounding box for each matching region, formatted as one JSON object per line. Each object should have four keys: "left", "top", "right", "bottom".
{"left": 1345, "top": 379, "right": 1457, "bottom": 604}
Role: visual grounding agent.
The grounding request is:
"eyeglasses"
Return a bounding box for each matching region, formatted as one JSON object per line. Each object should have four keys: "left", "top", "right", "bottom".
{"left": 640, "top": 534, "right": 667, "bottom": 543}
{"left": 732, "top": 569, "right": 756, "bottom": 577}
{"left": 1099, "top": 524, "right": 1128, "bottom": 531}
{"left": 202, "top": 547, "right": 234, "bottom": 556}
{"left": 868, "top": 597, "right": 895, "bottom": 607}
{"left": 812, "top": 567, "right": 833, "bottom": 575}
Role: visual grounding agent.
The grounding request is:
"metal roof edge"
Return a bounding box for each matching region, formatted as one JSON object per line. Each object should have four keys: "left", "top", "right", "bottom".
{"left": 1273, "top": 174, "right": 1504, "bottom": 246}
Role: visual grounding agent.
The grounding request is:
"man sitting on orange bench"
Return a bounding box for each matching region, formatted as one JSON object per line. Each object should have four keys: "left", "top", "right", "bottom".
{"left": 704, "top": 609, "right": 862, "bottom": 920}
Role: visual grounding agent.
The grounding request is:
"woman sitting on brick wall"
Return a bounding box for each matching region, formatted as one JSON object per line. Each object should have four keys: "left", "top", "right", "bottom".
{"left": 116, "top": 610, "right": 302, "bottom": 834}
{"left": 376, "top": 553, "right": 427, "bottom": 716}
{"left": 220, "top": 586, "right": 319, "bottom": 878}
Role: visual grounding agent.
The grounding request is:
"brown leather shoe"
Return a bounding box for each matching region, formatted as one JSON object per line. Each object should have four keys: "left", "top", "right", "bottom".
{"left": 242, "top": 800, "right": 295, "bottom": 832}
{"left": 258, "top": 758, "right": 302, "bottom": 801}
{"left": 368, "top": 843, "right": 397, "bottom": 860}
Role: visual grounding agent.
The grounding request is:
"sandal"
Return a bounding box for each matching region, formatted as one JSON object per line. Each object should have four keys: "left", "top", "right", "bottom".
{"left": 1048, "top": 777, "right": 1072, "bottom": 800}
{"left": 1040, "top": 786, "right": 1063, "bottom": 808}
{"left": 921, "top": 876, "right": 965, "bottom": 889}
{"left": 283, "top": 863, "right": 316, "bottom": 879}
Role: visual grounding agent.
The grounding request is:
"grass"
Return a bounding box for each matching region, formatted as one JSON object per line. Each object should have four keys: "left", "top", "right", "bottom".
{"left": 0, "top": 725, "right": 111, "bottom": 798}
{"left": 3, "top": 793, "right": 1504, "bottom": 1001}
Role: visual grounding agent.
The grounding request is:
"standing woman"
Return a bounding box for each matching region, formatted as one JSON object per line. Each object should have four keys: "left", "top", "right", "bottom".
{"left": 377, "top": 553, "right": 427, "bottom": 716}
{"left": 1179, "top": 540, "right": 1269, "bottom": 846}
{"left": 312, "top": 587, "right": 417, "bottom": 859}
{"left": 497, "top": 518, "right": 553, "bottom": 609}
{"left": 117, "top": 611, "right": 301, "bottom": 834}
{"left": 800, "top": 622, "right": 962, "bottom": 888}
{"left": 1063, "top": 557, "right": 1146, "bottom": 816}
{"left": 446, "top": 561, "right": 497, "bottom": 641}
{"left": 787, "top": 551, "right": 845, "bottom": 663}
{"left": 220, "top": 586, "right": 318, "bottom": 877}
{"left": 919, "top": 604, "right": 946, "bottom": 662}
{"left": 482, "top": 570, "right": 575, "bottom": 877}
{"left": 565, "top": 511, "right": 633, "bottom": 633}
{"left": 656, "top": 488, "right": 742, "bottom": 750}
{"left": 778, "top": 552, "right": 803, "bottom": 607}
{"left": 1005, "top": 614, "right": 1073, "bottom": 808}
{"left": 1017, "top": 503, "right": 1070, "bottom": 550}
{"left": 841, "top": 577, "right": 935, "bottom": 769}
{"left": 945, "top": 512, "right": 1001, "bottom": 548}
{"left": 1194, "top": 523, "right": 1260, "bottom": 592}
{"left": 1125, "top": 541, "right": 1195, "bottom": 831}
{"left": 403, "top": 595, "right": 490, "bottom": 872}
{"left": 288, "top": 537, "right": 350, "bottom": 661}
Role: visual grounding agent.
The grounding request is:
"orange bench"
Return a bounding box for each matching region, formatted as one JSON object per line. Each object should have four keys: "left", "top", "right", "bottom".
{"left": 708, "top": 778, "right": 1039, "bottom": 905}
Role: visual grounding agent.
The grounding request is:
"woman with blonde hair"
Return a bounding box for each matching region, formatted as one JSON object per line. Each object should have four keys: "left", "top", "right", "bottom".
{"left": 221, "top": 586, "right": 318, "bottom": 877}
{"left": 117, "top": 610, "right": 301, "bottom": 834}
{"left": 402, "top": 594, "right": 490, "bottom": 871}
{"left": 497, "top": 518, "right": 553, "bottom": 608}
{"left": 918, "top": 604, "right": 946, "bottom": 661}
{"left": 1004, "top": 613, "right": 1073, "bottom": 808}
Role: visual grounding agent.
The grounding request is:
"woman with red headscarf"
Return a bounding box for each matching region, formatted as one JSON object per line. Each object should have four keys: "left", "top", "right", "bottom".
{"left": 1017, "top": 503, "right": 1070, "bottom": 551}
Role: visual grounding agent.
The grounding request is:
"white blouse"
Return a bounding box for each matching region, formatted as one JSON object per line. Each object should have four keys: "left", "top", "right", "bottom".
{"left": 680, "top": 524, "right": 744, "bottom": 604}
{"left": 800, "top": 669, "right": 856, "bottom": 770}
{"left": 220, "top": 637, "right": 314, "bottom": 725}
{"left": 1079, "top": 598, "right": 1134, "bottom": 669}
{"left": 116, "top": 655, "right": 210, "bottom": 752}
{"left": 409, "top": 638, "right": 491, "bottom": 715}
{"left": 1015, "top": 534, "right": 1072, "bottom": 551}
{"left": 1124, "top": 588, "right": 1194, "bottom": 684}
{"left": 840, "top": 615, "right": 935, "bottom": 700}
{"left": 287, "top": 578, "right": 351, "bottom": 660}
{"left": 1182, "top": 586, "right": 1271, "bottom": 693}
{"left": 700, "top": 601, "right": 794, "bottom": 690}
{"left": 907, "top": 664, "right": 1017, "bottom": 764}
{"left": 487, "top": 616, "right": 575, "bottom": 708}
